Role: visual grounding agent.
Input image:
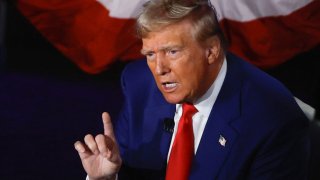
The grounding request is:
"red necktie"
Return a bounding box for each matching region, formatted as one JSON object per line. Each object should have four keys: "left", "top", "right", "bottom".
{"left": 166, "top": 103, "right": 198, "bottom": 180}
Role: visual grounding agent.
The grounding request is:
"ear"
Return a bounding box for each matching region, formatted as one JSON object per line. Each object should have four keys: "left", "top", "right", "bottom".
{"left": 206, "top": 36, "right": 220, "bottom": 64}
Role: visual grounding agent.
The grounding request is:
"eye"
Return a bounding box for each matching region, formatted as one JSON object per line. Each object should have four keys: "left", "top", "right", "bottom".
{"left": 167, "top": 49, "right": 180, "bottom": 57}
{"left": 166, "top": 49, "right": 182, "bottom": 59}
{"left": 169, "top": 50, "right": 177, "bottom": 55}
{"left": 145, "top": 52, "right": 155, "bottom": 61}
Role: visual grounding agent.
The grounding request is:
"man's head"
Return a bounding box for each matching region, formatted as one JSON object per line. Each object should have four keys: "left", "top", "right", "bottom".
{"left": 138, "top": 0, "right": 227, "bottom": 104}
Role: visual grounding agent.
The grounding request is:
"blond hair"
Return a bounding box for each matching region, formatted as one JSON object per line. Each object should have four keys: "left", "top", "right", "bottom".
{"left": 136, "top": 0, "right": 227, "bottom": 50}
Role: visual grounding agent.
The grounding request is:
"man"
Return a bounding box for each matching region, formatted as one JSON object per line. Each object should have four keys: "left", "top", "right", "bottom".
{"left": 74, "top": 0, "right": 310, "bottom": 179}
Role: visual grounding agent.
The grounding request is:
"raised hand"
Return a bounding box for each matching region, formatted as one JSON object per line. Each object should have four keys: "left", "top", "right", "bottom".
{"left": 74, "top": 112, "right": 122, "bottom": 180}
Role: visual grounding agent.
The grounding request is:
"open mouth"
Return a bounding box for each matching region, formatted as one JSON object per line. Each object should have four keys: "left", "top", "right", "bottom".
{"left": 162, "top": 82, "right": 178, "bottom": 91}
{"left": 164, "top": 82, "right": 177, "bottom": 88}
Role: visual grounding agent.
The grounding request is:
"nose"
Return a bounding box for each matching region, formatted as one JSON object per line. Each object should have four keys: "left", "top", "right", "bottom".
{"left": 155, "top": 54, "right": 170, "bottom": 76}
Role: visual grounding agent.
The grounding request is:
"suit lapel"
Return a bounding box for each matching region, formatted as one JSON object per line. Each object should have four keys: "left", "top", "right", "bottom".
{"left": 190, "top": 55, "right": 243, "bottom": 179}
{"left": 140, "top": 91, "right": 176, "bottom": 170}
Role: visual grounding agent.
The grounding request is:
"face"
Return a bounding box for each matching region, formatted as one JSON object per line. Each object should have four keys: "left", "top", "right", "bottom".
{"left": 141, "top": 20, "right": 221, "bottom": 104}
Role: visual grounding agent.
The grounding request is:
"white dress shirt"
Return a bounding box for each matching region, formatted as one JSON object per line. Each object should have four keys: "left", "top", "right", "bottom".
{"left": 167, "top": 58, "right": 227, "bottom": 160}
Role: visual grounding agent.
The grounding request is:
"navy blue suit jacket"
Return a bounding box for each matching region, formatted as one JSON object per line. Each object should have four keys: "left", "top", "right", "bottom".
{"left": 115, "top": 53, "right": 309, "bottom": 180}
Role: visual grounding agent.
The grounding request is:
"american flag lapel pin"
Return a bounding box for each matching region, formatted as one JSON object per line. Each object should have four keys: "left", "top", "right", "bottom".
{"left": 219, "top": 135, "right": 227, "bottom": 147}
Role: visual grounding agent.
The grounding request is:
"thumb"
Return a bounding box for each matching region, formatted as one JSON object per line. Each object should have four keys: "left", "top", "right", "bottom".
{"left": 102, "top": 112, "right": 116, "bottom": 141}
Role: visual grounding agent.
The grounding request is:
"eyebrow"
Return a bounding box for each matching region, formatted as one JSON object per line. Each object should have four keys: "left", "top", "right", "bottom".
{"left": 140, "top": 49, "right": 151, "bottom": 55}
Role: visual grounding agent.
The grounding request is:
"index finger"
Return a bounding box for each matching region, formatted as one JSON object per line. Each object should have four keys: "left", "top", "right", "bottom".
{"left": 102, "top": 112, "right": 115, "bottom": 140}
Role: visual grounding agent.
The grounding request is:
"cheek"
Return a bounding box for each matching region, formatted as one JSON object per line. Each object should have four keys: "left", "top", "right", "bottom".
{"left": 178, "top": 70, "right": 198, "bottom": 91}
{"left": 183, "top": 66, "right": 206, "bottom": 90}
{"left": 172, "top": 61, "right": 197, "bottom": 84}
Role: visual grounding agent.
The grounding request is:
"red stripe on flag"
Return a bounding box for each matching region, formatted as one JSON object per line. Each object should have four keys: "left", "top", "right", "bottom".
{"left": 220, "top": 1, "right": 320, "bottom": 69}
{"left": 17, "top": 0, "right": 143, "bottom": 74}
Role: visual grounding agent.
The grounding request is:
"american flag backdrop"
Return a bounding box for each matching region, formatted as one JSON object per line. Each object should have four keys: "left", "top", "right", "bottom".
{"left": 17, "top": 0, "right": 320, "bottom": 74}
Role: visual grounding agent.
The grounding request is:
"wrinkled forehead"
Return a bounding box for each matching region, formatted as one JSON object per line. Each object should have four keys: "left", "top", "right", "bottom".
{"left": 141, "top": 29, "right": 185, "bottom": 51}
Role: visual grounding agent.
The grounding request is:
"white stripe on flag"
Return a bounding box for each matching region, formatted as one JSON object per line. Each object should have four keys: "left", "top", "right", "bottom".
{"left": 97, "top": 0, "right": 314, "bottom": 21}
{"left": 212, "top": 0, "right": 314, "bottom": 21}
{"left": 97, "top": 0, "right": 148, "bottom": 18}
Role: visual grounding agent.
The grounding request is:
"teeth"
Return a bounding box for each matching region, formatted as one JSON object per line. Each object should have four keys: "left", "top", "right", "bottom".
{"left": 165, "top": 83, "right": 177, "bottom": 88}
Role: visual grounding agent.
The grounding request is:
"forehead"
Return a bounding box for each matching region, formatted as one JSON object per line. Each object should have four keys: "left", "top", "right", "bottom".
{"left": 142, "top": 20, "right": 196, "bottom": 50}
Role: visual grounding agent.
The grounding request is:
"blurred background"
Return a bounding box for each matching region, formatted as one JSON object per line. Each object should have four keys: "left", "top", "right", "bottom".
{"left": 0, "top": 0, "right": 319, "bottom": 179}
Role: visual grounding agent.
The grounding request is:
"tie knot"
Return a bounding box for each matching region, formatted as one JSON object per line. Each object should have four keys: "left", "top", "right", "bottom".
{"left": 182, "top": 103, "right": 198, "bottom": 119}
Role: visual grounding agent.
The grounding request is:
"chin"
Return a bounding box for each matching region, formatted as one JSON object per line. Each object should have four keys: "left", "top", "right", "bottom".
{"left": 163, "top": 94, "right": 184, "bottom": 104}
